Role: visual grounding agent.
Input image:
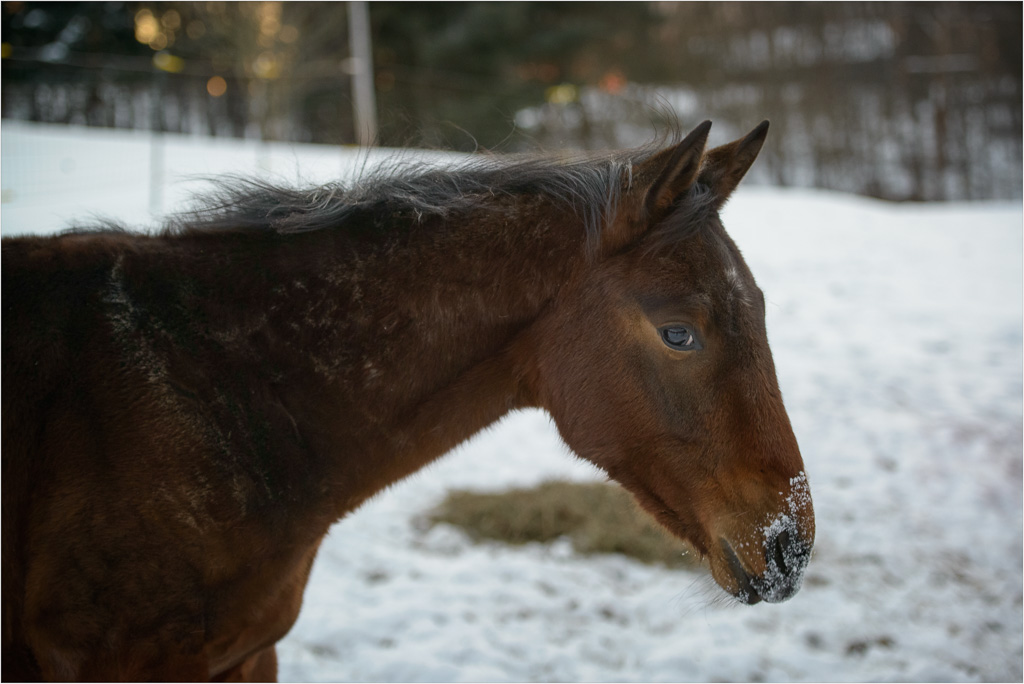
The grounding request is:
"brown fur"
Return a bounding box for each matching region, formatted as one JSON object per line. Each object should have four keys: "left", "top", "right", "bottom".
{"left": 2, "top": 121, "right": 813, "bottom": 681}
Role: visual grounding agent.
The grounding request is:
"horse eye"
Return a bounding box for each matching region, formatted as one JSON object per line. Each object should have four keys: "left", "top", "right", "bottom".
{"left": 660, "top": 326, "right": 702, "bottom": 351}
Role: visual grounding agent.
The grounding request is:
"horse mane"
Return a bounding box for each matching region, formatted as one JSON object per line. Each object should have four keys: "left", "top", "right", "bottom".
{"left": 645, "top": 181, "right": 719, "bottom": 256}
{"left": 164, "top": 151, "right": 635, "bottom": 242}
{"left": 53, "top": 144, "right": 720, "bottom": 253}
{"left": 160, "top": 138, "right": 714, "bottom": 248}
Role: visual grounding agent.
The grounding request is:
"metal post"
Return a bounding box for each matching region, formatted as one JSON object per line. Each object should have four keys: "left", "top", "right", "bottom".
{"left": 149, "top": 73, "right": 165, "bottom": 217}
{"left": 347, "top": 1, "right": 378, "bottom": 147}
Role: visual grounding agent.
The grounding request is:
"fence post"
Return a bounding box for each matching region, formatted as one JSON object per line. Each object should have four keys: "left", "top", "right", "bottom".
{"left": 347, "top": 1, "right": 378, "bottom": 147}
{"left": 149, "top": 72, "right": 165, "bottom": 217}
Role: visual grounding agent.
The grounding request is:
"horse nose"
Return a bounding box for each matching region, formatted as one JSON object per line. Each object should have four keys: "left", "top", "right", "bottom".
{"left": 720, "top": 538, "right": 762, "bottom": 605}
{"left": 719, "top": 523, "right": 812, "bottom": 605}
{"left": 772, "top": 529, "right": 792, "bottom": 575}
{"left": 757, "top": 525, "right": 812, "bottom": 603}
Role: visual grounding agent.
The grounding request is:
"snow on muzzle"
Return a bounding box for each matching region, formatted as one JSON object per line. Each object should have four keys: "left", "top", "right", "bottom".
{"left": 720, "top": 516, "right": 813, "bottom": 604}
{"left": 712, "top": 472, "right": 815, "bottom": 605}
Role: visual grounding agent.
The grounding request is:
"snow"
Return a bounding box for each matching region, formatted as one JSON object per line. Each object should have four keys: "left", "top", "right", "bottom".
{"left": 753, "top": 472, "right": 814, "bottom": 605}
{"left": 3, "top": 121, "right": 1021, "bottom": 681}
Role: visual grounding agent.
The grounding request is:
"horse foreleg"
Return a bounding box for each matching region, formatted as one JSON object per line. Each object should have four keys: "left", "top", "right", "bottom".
{"left": 211, "top": 646, "right": 278, "bottom": 683}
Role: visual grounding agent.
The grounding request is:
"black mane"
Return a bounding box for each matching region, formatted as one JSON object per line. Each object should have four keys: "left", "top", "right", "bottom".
{"left": 166, "top": 149, "right": 646, "bottom": 242}
{"left": 163, "top": 143, "right": 718, "bottom": 249}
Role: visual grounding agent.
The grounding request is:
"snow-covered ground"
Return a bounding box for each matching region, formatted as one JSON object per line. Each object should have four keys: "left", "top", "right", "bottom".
{"left": 3, "top": 121, "right": 1021, "bottom": 681}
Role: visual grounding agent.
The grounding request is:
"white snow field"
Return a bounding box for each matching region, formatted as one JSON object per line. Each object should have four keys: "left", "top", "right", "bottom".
{"left": 3, "top": 121, "right": 1021, "bottom": 682}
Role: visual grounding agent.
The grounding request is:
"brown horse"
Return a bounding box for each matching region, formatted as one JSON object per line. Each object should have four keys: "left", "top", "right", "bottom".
{"left": 2, "top": 120, "right": 814, "bottom": 681}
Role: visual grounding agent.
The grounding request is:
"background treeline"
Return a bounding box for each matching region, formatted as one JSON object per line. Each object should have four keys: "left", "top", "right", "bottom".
{"left": 2, "top": 1, "right": 1020, "bottom": 200}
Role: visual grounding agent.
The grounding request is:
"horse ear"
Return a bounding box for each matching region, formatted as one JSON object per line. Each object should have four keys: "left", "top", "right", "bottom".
{"left": 701, "top": 120, "right": 769, "bottom": 207}
{"left": 643, "top": 120, "right": 712, "bottom": 221}
{"left": 599, "top": 121, "right": 711, "bottom": 256}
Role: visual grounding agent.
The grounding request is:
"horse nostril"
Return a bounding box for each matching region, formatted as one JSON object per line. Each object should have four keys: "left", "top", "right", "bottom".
{"left": 773, "top": 529, "right": 790, "bottom": 575}
{"left": 753, "top": 527, "right": 811, "bottom": 603}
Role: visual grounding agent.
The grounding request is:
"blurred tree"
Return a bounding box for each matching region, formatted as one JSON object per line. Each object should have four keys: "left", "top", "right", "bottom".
{"left": 1, "top": 1, "right": 661, "bottom": 148}
{"left": 369, "top": 2, "right": 661, "bottom": 149}
{"left": 1, "top": 1, "right": 1020, "bottom": 199}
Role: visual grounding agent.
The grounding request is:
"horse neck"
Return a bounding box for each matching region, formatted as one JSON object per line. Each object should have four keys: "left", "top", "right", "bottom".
{"left": 187, "top": 201, "right": 586, "bottom": 515}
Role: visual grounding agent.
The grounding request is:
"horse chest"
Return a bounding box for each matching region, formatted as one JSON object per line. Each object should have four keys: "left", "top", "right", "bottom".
{"left": 204, "top": 538, "right": 322, "bottom": 678}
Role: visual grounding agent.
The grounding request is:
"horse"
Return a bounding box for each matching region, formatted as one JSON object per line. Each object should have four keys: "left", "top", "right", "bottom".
{"left": 2, "top": 120, "right": 814, "bottom": 681}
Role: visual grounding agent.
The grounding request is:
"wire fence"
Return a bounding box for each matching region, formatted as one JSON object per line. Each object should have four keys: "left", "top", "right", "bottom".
{"left": 1, "top": 120, "right": 462, "bottom": 237}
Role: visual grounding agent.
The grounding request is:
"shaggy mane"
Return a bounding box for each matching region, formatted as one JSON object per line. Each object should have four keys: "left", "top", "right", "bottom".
{"left": 162, "top": 142, "right": 718, "bottom": 250}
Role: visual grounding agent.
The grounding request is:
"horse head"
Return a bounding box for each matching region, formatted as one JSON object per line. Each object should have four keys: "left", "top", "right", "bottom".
{"left": 527, "top": 121, "right": 814, "bottom": 604}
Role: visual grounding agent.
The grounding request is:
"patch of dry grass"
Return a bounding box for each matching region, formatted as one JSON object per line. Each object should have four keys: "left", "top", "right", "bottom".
{"left": 424, "top": 480, "right": 703, "bottom": 569}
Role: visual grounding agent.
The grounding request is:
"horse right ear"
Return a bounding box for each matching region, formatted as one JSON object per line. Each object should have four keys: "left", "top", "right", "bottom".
{"left": 700, "top": 120, "right": 769, "bottom": 208}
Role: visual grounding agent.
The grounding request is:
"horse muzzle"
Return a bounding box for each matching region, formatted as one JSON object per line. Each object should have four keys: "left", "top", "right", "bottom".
{"left": 717, "top": 522, "right": 813, "bottom": 604}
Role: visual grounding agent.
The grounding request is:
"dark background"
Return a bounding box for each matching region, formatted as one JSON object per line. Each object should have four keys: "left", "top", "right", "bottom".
{"left": 2, "top": 1, "right": 1021, "bottom": 201}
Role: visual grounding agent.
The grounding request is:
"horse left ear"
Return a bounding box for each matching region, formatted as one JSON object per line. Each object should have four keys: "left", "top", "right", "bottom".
{"left": 601, "top": 121, "right": 711, "bottom": 256}
{"left": 643, "top": 120, "right": 712, "bottom": 220}
{"left": 701, "top": 120, "right": 769, "bottom": 207}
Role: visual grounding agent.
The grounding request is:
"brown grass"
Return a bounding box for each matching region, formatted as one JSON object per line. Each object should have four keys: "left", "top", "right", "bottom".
{"left": 424, "top": 480, "right": 704, "bottom": 569}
